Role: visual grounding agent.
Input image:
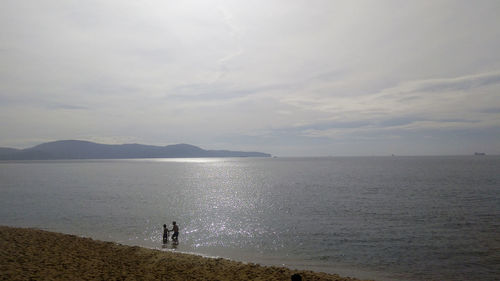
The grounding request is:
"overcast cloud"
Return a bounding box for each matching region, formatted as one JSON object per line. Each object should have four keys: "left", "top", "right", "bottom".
{"left": 1, "top": 0, "right": 499, "bottom": 156}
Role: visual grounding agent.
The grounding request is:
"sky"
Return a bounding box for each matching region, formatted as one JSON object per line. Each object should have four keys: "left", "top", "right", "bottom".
{"left": 1, "top": 0, "right": 500, "bottom": 156}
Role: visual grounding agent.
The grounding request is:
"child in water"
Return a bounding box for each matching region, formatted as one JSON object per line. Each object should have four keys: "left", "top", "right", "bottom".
{"left": 163, "top": 224, "right": 169, "bottom": 244}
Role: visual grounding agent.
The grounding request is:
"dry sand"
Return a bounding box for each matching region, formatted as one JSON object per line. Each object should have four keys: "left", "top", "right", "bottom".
{"left": 0, "top": 226, "right": 372, "bottom": 281}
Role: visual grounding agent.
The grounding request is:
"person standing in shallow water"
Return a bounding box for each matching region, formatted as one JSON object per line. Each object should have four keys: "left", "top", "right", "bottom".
{"left": 162, "top": 224, "right": 169, "bottom": 244}
{"left": 171, "top": 221, "right": 179, "bottom": 242}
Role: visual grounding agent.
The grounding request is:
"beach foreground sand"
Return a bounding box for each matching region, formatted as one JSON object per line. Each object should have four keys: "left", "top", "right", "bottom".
{"left": 0, "top": 226, "right": 371, "bottom": 281}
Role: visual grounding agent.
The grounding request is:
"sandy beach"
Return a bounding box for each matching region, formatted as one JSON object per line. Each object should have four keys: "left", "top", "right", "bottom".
{"left": 0, "top": 226, "right": 371, "bottom": 281}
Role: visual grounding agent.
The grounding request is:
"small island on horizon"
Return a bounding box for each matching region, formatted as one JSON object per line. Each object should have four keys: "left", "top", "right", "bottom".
{"left": 0, "top": 140, "right": 271, "bottom": 160}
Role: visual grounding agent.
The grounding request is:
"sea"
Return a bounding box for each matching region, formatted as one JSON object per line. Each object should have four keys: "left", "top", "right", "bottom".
{"left": 0, "top": 156, "right": 499, "bottom": 281}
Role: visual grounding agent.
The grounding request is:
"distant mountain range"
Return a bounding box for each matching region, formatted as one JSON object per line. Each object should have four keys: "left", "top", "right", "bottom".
{"left": 0, "top": 140, "right": 271, "bottom": 160}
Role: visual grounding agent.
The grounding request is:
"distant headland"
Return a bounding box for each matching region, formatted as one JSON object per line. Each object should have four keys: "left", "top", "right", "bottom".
{"left": 0, "top": 140, "right": 271, "bottom": 160}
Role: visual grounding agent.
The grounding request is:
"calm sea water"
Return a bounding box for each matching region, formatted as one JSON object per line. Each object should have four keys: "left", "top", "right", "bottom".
{"left": 1, "top": 156, "right": 499, "bottom": 280}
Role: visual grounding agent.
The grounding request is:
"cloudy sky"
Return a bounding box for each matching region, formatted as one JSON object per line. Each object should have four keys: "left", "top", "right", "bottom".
{"left": 1, "top": 0, "right": 499, "bottom": 156}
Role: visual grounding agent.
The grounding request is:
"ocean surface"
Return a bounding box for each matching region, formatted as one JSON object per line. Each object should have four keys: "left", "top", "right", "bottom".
{"left": 1, "top": 156, "right": 499, "bottom": 280}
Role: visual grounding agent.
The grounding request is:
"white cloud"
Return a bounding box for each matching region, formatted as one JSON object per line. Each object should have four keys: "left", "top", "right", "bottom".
{"left": 1, "top": 0, "right": 500, "bottom": 155}
{"left": 278, "top": 71, "right": 500, "bottom": 135}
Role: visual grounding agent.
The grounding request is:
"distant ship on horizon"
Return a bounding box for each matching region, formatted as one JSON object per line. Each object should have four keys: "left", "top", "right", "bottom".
{"left": 474, "top": 152, "right": 486, "bottom": 156}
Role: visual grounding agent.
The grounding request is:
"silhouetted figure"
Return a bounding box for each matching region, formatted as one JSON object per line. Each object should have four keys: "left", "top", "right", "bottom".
{"left": 291, "top": 273, "right": 302, "bottom": 281}
{"left": 171, "top": 221, "right": 179, "bottom": 242}
{"left": 163, "top": 224, "right": 169, "bottom": 244}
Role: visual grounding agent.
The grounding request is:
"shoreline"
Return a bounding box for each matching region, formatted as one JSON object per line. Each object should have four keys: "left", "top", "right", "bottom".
{"left": 0, "top": 226, "right": 372, "bottom": 280}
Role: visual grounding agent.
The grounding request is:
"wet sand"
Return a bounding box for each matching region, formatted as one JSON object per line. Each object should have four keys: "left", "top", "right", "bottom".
{"left": 0, "top": 226, "right": 371, "bottom": 280}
